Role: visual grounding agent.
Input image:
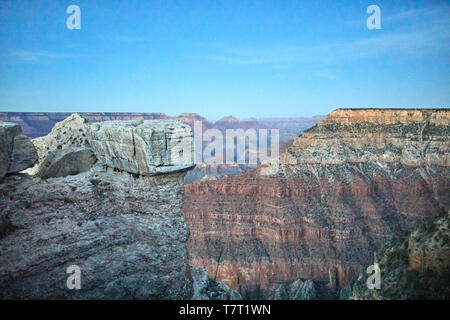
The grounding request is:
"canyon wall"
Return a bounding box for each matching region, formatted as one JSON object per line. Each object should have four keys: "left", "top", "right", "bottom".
{"left": 351, "top": 209, "right": 449, "bottom": 300}
{"left": 184, "top": 108, "right": 450, "bottom": 298}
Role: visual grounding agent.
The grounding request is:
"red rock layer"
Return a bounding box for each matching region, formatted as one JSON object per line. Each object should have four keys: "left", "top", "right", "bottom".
{"left": 184, "top": 108, "right": 450, "bottom": 298}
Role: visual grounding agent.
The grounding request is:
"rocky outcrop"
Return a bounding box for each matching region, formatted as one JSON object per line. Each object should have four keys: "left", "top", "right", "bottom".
{"left": 88, "top": 120, "right": 195, "bottom": 176}
{"left": 0, "top": 122, "right": 37, "bottom": 179}
{"left": 26, "top": 114, "right": 94, "bottom": 178}
{"left": 0, "top": 112, "right": 172, "bottom": 138}
{"left": 191, "top": 266, "right": 242, "bottom": 300}
{"left": 1, "top": 112, "right": 324, "bottom": 183}
{"left": 184, "top": 108, "right": 450, "bottom": 299}
{"left": 273, "top": 279, "right": 317, "bottom": 300}
{"left": 38, "top": 147, "right": 97, "bottom": 180}
{"left": 350, "top": 209, "right": 450, "bottom": 300}
{"left": 0, "top": 117, "right": 196, "bottom": 299}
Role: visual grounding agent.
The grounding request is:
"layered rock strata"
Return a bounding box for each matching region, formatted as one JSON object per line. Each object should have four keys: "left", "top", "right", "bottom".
{"left": 184, "top": 108, "right": 450, "bottom": 298}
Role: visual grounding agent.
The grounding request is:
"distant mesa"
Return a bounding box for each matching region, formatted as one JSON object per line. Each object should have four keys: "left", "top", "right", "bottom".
{"left": 217, "top": 115, "right": 241, "bottom": 123}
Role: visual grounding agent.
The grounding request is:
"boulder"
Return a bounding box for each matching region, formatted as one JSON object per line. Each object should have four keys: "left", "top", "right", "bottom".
{"left": 0, "top": 122, "right": 37, "bottom": 179}
{"left": 26, "top": 113, "right": 95, "bottom": 177}
{"left": 87, "top": 120, "right": 195, "bottom": 176}
{"left": 38, "top": 147, "right": 97, "bottom": 179}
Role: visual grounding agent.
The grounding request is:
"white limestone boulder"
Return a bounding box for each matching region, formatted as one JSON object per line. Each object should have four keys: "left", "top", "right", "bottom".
{"left": 87, "top": 120, "right": 195, "bottom": 175}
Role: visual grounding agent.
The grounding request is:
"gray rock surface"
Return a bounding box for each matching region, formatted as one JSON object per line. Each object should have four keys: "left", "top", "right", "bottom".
{"left": 38, "top": 147, "right": 97, "bottom": 179}
{"left": 191, "top": 266, "right": 242, "bottom": 300}
{"left": 8, "top": 134, "right": 38, "bottom": 173}
{"left": 0, "top": 116, "right": 197, "bottom": 299}
{"left": 26, "top": 113, "right": 92, "bottom": 176}
{"left": 273, "top": 279, "right": 317, "bottom": 300}
{"left": 0, "top": 122, "right": 37, "bottom": 179}
{"left": 0, "top": 165, "right": 194, "bottom": 299}
{"left": 87, "top": 120, "right": 195, "bottom": 176}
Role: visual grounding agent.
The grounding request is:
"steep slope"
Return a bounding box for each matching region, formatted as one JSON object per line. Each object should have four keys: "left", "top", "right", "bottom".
{"left": 184, "top": 108, "right": 450, "bottom": 298}
{"left": 351, "top": 209, "right": 450, "bottom": 300}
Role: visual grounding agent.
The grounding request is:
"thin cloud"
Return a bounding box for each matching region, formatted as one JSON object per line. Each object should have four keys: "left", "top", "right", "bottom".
{"left": 384, "top": 8, "right": 432, "bottom": 23}
{"left": 4, "top": 50, "right": 76, "bottom": 63}
{"left": 202, "top": 25, "right": 450, "bottom": 66}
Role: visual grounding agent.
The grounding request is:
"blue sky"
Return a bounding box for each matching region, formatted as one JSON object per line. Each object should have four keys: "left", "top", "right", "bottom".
{"left": 0, "top": 0, "right": 449, "bottom": 119}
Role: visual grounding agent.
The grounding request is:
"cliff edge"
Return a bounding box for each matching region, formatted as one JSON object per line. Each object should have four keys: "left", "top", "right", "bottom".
{"left": 0, "top": 116, "right": 197, "bottom": 299}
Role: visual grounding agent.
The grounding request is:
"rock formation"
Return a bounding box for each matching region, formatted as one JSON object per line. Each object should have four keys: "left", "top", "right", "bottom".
{"left": 88, "top": 120, "right": 195, "bottom": 175}
{"left": 0, "top": 112, "right": 321, "bottom": 141}
{"left": 0, "top": 122, "right": 37, "bottom": 179}
{"left": 1, "top": 112, "right": 323, "bottom": 183}
{"left": 25, "top": 114, "right": 95, "bottom": 178}
{"left": 0, "top": 112, "right": 172, "bottom": 138}
{"left": 350, "top": 209, "right": 450, "bottom": 300}
{"left": 191, "top": 266, "right": 242, "bottom": 300}
{"left": 0, "top": 117, "right": 199, "bottom": 299}
{"left": 273, "top": 279, "right": 317, "bottom": 300}
{"left": 184, "top": 108, "right": 450, "bottom": 299}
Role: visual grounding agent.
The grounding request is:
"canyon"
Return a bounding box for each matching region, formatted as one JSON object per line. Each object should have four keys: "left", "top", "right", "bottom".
{"left": 184, "top": 108, "right": 450, "bottom": 299}
{"left": 1, "top": 108, "right": 448, "bottom": 300}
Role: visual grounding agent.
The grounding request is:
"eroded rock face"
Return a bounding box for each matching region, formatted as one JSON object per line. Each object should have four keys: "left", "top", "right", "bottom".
{"left": 0, "top": 122, "right": 37, "bottom": 179}
{"left": 191, "top": 266, "right": 242, "bottom": 300}
{"left": 184, "top": 108, "right": 450, "bottom": 299}
{"left": 350, "top": 209, "right": 450, "bottom": 300}
{"left": 0, "top": 166, "right": 195, "bottom": 299}
{"left": 273, "top": 279, "right": 317, "bottom": 300}
{"left": 27, "top": 114, "right": 94, "bottom": 178}
{"left": 0, "top": 116, "right": 197, "bottom": 299}
{"left": 88, "top": 120, "right": 195, "bottom": 176}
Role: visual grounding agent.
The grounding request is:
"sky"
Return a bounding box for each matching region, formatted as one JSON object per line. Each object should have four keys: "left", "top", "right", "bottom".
{"left": 0, "top": 0, "right": 449, "bottom": 119}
